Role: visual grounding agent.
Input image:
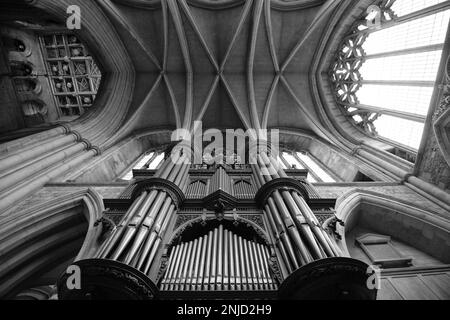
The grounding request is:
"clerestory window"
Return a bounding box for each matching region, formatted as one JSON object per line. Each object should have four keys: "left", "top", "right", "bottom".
{"left": 331, "top": 0, "right": 450, "bottom": 157}
{"left": 280, "top": 152, "right": 337, "bottom": 183}
{"left": 121, "top": 152, "right": 165, "bottom": 181}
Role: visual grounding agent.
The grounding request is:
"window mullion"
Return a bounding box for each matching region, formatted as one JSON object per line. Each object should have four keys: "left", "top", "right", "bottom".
{"left": 360, "top": 80, "right": 436, "bottom": 87}
{"left": 364, "top": 1, "right": 450, "bottom": 35}
{"left": 365, "top": 44, "right": 445, "bottom": 60}
{"left": 345, "top": 103, "right": 427, "bottom": 123}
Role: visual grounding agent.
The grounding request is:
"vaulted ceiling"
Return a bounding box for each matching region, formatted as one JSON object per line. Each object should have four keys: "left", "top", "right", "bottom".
{"left": 97, "top": 0, "right": 340, "bottom": 137}
{"left": 0, "top": 0, "right": 345, "bottom": 145}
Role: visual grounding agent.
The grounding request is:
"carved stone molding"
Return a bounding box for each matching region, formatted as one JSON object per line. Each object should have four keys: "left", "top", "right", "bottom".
{"left": 238, "top": 214, "right": 266, "bottom": 231}
{"left": 173, "top": 214, "right": 201, "bottom": 230}
{"left": 433, "top": 54, "right": 450, "bottom": 167}
{"left": 94, "top": 216, "right": 116, "bottom": 240}
{"left": 155, "top": 255, "right": 170, "bottom": 284}
{"left": 169, "top": 215, "right": 271, "bottom": 246}
{"left": 202, "top": 190, "right": 238, "bottom": 212}
{"left": 268, "top": 256, "right": 284, "bottom": 284}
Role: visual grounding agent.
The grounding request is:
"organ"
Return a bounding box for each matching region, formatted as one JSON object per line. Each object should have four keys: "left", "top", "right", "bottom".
{"left": 161, "top": 225, "right": 276, "bottom": 292}
{"left": 57, "top": 145, "right": 377, "bottom": 300}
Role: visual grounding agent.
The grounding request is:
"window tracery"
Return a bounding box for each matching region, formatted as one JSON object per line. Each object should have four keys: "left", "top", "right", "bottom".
{"left": 331, "top": 0, "right": 450, "bottom": 155}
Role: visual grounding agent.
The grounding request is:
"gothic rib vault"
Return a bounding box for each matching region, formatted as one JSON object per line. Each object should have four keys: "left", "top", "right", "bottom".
{"left": 16, "top": 0, "right": 343, "bottom": 141}
{"left": 99, "top": 0, "right": 341, "bottom": 138}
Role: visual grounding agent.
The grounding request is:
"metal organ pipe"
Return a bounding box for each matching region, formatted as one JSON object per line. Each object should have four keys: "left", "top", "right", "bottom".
{"left": 161, "top": 243, "right": 180, "bottom": 291}
{"left": 217, "top": 225, "right": 224, "bottom": 290}
{"left": 174, "top": 244, "right": 186, "bottom": 291}
{"left": 252, "top": 149, "right": 344, "bottom": 283}
{"left": 134, "top": 199, "right": 174, "bottom": 270}
{"left": 264, "top": 205, "right": 293, "bottom": 275}
{"left": 223, "top": 230, "right": 229, "bottom": 290}
{"left": 161, "top": 226, "right": 276, "bottom": 291}
{"left": 123, "top": 192, "right": 168, "bottom": 264}
{"left": 185, "top": 239, "right": 198, "bottom": 290}
{"left": 191, "top": 236, "right": 203, "bottom": 290}
{"left": 210, "top": 227, "right": 218, "bottom": 290}
{"left": 97, "top": 191, "right": 148, "bottom": 259}
{"left": 266, "top": 200, "right": 301, "bottom": 269}
{"left": 180, "top": 241, "right": 194, "bottom": 290}
{"left": 95, "top": 146, "right": 192, "bottom": 285}
{"left": 204, "top": 230, "right": 213, "bottom": 291}
{"left": 197, "top": 233, "right": 208, "bottom": 291}
{"left": 232, "top": 232, "right": 240, "bottom": 290}
{"left": 241, "top": 237, "right": 252, "bottom": 289}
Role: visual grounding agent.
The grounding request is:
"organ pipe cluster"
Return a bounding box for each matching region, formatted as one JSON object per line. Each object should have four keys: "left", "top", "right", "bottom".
{"left": 252, "top": 151, "right": 343, "bottom": 275}
{"left": 161, "top": 225, "right": 276, "bottom": 291}
{"left": 186, "top": 180, "right": 207, "bottom": 199}
{"left": 96, "top": 150, "right": 191, "bottom": 277}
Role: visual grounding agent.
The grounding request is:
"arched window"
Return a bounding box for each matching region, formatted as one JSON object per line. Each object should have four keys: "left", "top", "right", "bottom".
{"left": 280, "top": 152, "right": 337, "bottom": 183}
{"left": 331, "top": 0, "right": 450, "bottom": 154}
{"left": 121, "top": 152, "right": 165, "bottom": 181}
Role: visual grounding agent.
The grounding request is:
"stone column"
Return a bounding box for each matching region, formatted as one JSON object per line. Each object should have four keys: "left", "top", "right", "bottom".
{"left": 0, "top": 126, "right": 100, "bottom": 213}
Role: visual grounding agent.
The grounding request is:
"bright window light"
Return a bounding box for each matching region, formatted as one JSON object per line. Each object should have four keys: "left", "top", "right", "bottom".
{"left": 363, "top": 10, "right": 450, "bottom": 55}
{"left": 135, "top": 153, "right": 155, "bottom": 169}
{"left": 390, "top": 0, "right": 448, "bottom": 17}
{"left": 360, "top": 50, "right": 443, "bottom": 82}
{"left": 121, "top": 152, "right": 164, "bottom": 180}
{"left": 282, "top": 153, "right": 305, "bottom": 169}
{"left": 374, "top": 116, "right": 425, "bottom": 149}
{"left": 148, "top": 153, "right": 165, "bottom": 170}
{"left": 332, "top": 1, "right": 450, "bottom": 155}
{"left": 307, "top": 175, "right": 317, "bottom": 183}
{"left": 296, "top": 153, "right": 336, "bottom": 183}
{"left": 357, "top": 85, "right": 434, "bottom": 115}
{"left": 121, "top": 171, "right": 134, "bottom": 181}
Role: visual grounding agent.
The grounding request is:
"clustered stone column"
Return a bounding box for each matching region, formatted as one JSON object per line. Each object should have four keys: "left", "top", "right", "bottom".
{"left": 0, "top": 125, "right": 100, "bottom": 214}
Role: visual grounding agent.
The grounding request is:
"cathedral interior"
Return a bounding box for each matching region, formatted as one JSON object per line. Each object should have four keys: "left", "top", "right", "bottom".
{"left": 0, "top": 0, "right": 450, "bottom": 300}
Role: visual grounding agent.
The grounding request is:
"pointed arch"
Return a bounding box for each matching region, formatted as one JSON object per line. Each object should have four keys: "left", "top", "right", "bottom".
{"left": 0, "top": 188, "right": 104, "bottom": 298}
